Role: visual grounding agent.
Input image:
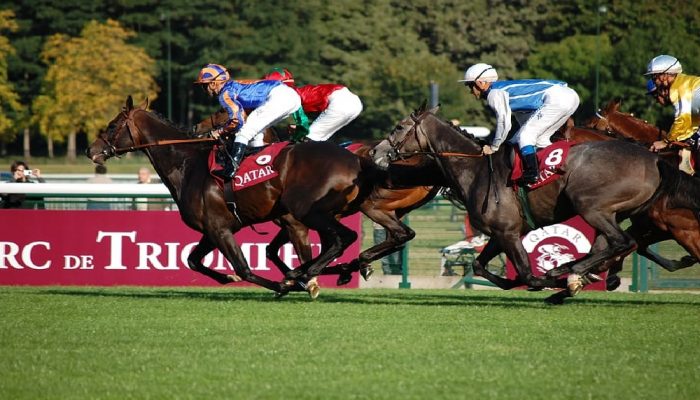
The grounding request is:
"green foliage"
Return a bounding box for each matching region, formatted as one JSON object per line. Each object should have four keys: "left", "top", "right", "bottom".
{"left": 32, "top": 19, "right": 159, "bottom": 144}
{"left": 0, "top": 9, "right": 23, "bottom": 142}
{"left": 3, "top": 0, "right": 700, "bottom": 153}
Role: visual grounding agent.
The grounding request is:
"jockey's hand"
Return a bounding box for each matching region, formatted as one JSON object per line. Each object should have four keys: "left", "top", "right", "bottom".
{"left": 482, "top": 145, "right": 496, "bottom": 155}
{"left": 650, "top": 140, "right": 668, "bottom": 152}
{"left": 209, "top": 127, "right": 224, "bottom": 139}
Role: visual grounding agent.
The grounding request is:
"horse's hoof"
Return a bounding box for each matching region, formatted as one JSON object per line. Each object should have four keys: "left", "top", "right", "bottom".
{"left": 307, "top": 281, "right": 320, "bottom": 300}
{"left": 227, "top": 274, "right": 242, "bottom": 282}
{"left": 581, "top": 273, "right": 603, "bottom": 285}
{"left": 336, "top": 273, "right": 352, "bottom": 286}
{"left": 360, "top": 266, "right": 374, "bottom": 281}
{"left": 567, "top": 273, "right": 584, "bottom": 296}
{"left": 606, "top": 275, "right": 621, "bottom": 291}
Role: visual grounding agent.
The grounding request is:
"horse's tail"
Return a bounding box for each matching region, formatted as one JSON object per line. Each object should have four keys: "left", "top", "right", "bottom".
{"left": 656, "top": 160, "right": 700, "bottom": 211}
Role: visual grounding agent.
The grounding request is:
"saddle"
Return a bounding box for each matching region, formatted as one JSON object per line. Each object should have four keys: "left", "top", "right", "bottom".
{"left": 509, "top": 141, "right": 574, "bottom": 189}
{"left": 208, "top": 141, "right": 290, "bottom": 192}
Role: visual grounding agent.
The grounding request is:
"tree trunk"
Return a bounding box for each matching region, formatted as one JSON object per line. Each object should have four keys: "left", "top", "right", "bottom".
{"left": 23, "top": 127, "right": 30, "bottom": 160}
{"left": 67, "top": 131, "right": 76, "bottom": 162}
{"left": 48, "top": 136, "right": 54, "bottom": 159}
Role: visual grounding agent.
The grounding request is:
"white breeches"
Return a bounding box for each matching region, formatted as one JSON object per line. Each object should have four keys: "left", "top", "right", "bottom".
{"left": 306, "top": 88, "right": 363, "bottom": 141}
{"left": 235, "top": 85, "right": 301, "bottom": 146}
{"left": 511, "top": 85, "right": 580, "bottom": 149}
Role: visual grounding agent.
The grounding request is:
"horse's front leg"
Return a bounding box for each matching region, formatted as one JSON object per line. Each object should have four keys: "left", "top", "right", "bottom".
{"left": 187, "top": 236, "right": 241, "bottom": 284}
{"left": 206, "top": 225, "right": 285, "bottom": 293}
{"left": 497, "top": 232, "right": 561, "bottom": 289}
{"left": 471, "top": 237, "right": 523, "bottom": 290}
{"left": 332, "top": 209, "right": 415, "bottom": 285}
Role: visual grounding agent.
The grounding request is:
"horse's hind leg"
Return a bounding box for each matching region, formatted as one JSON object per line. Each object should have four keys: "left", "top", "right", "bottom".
{"left": 286, "top": 215, "right": 358, "bottom": 283}
{"left": 187, "top": 236, "right": 241, "bottom": 284}
{"left": 566, "top": 217, "right": 637, "bottom": 295}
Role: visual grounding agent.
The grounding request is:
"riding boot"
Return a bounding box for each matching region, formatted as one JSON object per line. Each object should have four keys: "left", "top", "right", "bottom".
{"left": 521, "top": 153, "right": 539, "bottom": 185}
{"left": 213, "top": 141, "right": 247, "bottom": 180}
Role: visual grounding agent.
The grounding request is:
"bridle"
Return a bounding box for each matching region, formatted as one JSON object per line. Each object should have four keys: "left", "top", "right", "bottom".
{"left": 385, "top": 112, "right": 484, "bottom": 162}
{"left": 98, "top": 108, "right": 215, "bottom": 158}
{"left": 594, "top": 109, "right": 664, "bottom": 142}
{"left": 385, "top": 111, "right": 499, "bottom": 211}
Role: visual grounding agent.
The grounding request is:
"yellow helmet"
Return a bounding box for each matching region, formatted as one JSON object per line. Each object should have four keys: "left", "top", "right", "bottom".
{"left": 194, "top": 64, "right": 230, "bottom": 84}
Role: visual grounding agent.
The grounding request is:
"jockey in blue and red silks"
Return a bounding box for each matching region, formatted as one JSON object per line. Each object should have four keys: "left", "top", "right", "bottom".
{"left": 262, "top": 68, "right": 363, "bottom": 142}
{"left": 194, "top": 63, "right": 301, "bottom": 180}
{"left": 459, "top": 63, "right": 580, "bottom": 184}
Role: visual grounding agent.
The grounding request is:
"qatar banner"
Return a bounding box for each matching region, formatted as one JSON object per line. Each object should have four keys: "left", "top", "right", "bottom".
{"left": 505, "top": 215, "right": 607, "bottom": 291}
{"left": 0, "top": 210, "right": 361, "bottom": 288}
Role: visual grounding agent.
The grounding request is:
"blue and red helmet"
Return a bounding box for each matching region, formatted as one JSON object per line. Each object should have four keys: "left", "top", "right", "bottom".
{"left": 194, "top": 64, "right": 230, "bottom": 84}
{"left": 263, "top": 67, "right": 295, "bottom": 86}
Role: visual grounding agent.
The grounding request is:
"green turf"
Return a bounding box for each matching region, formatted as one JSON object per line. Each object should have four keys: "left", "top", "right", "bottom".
{"left": 1, "top": 286, "right": 699, "bottom": 399}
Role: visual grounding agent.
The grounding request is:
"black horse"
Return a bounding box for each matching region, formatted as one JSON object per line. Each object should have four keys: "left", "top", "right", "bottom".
{"left": 87, "top": 96, "right": 379, "bottom": 298}
{"left": 370, "top": 106, "right": 700, "bottom": 300}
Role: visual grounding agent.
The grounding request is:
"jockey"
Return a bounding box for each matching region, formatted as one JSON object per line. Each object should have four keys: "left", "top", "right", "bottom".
{"left": 262, "top": 68, "right": 363, "bottom": 142}
{"left": 194, "top": 64, "right": 301, "bottom": 180}
{"left": 459, "top": 63, "right": 580, "bottom": 184}
{"left": 646, "top": 55, "right": 700, "bottom": 161}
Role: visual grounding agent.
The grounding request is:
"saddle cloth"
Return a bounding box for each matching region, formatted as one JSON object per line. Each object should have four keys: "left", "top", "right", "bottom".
{"left": 510, "top": 141, "right": 575, "bottom": 189}
{"left": 208, "top": 141, "right": 290, "bottom": 191}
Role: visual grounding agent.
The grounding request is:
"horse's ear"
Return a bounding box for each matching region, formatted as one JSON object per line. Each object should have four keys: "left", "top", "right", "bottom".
{"left": 612, "top": 97, "right": 623, "bottom": 111}
{"left": 417, "top": 100, "right": 428, "bottom": 114}
{"left": 126, "top": 95, "right": 134, "bottom": 111}
{"left": 138, "top": 98, "right": 149, "bottom": 110}
{"left": 428, "top": 104, "right": 440, "bottom": 115}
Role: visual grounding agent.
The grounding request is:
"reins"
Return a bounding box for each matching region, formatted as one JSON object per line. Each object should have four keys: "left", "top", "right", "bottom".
{"left": 111, "top": 108, "right": 215, "bottom": 155}
{"left": 114, "top": 137, "right": 215, "bottom": 154}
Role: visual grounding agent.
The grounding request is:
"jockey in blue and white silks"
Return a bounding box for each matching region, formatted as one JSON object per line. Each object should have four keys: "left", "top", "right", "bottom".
{"left": 460, "top": 63, "right": 580, "bottom": 184}
{"left": 194, "top": 63, "right": 301, "bottom": 180}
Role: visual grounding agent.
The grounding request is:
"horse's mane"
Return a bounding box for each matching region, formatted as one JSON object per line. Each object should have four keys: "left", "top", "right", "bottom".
{"left": 146, "top": 109, "right": 190, "bottom": 134}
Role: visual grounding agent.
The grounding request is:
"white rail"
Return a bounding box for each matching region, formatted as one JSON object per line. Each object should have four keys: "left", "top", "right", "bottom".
{"left": 0, "top": 183, "right": 171, "bottom": 197}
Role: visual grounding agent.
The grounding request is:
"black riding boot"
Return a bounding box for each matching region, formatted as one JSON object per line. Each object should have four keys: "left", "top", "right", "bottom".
{"left": 213, "top": 141, "right": 247, "bottom": 180}
{"left": 521, "top": 153, "right": 539, "bottom": 185}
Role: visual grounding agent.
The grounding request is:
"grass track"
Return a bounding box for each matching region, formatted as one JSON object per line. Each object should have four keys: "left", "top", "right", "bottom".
{"left": 1, "top": 286, "right": 699, "bottom": 399}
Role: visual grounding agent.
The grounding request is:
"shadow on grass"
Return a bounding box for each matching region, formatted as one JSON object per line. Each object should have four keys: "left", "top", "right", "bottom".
{"left": 17, "top": 286, "right": 700, "bottom": 309}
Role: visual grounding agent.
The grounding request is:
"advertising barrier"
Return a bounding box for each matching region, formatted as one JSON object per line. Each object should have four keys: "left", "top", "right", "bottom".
{"left": 505, "top": 215, "right": 607, "bottom": 290}
{"left": 0, "top": 210, "right": 361, "bottom": 288}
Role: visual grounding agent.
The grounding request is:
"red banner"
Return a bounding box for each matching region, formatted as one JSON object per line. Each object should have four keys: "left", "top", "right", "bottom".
{"left": 505, "top": 215, "right": 607, "bottom": 290}
{"left": 0, "top": 210, "right": 360, "bottom": 288}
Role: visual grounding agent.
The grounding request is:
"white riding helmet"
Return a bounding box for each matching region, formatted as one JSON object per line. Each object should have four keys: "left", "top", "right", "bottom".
{"left": 644, "top": 55, "right": 682, "bottom": 75}
{"left": 459, "top": 63, "right": 498, "bottom": 83}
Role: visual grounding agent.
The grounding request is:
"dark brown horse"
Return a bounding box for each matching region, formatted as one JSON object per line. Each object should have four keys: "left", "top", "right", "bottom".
{"left": 370, "top": 106, "right": 700, "bottom": 301}
{"left": 193, "top": 107, "right": 443, "bottom": 286}
{"left": 87, "top": 96, "right": 379, "bottom": 297}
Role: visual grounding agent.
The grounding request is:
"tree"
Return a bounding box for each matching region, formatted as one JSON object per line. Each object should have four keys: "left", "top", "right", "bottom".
{"left": 32, "top": 19, "right": 159, "bottom": 160}
{"left": 0, "top": 9, "right": 23, "bottom": 155}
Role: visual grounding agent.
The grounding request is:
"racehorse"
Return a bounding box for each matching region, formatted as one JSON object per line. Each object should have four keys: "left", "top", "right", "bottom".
{"left": 86, "top": 96, "right": 379, "bottom": 297}
{"left": 585, "top": 98, "right": 666, "bottom": 145}
{"left": 581, "top": 99, "right": 700, "bottom": 287}
{"left": 370, "top": 106, "right": 700, "bottom": 300}
{"left": 193, "top": 106, "right": 444, "bottom": 286}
